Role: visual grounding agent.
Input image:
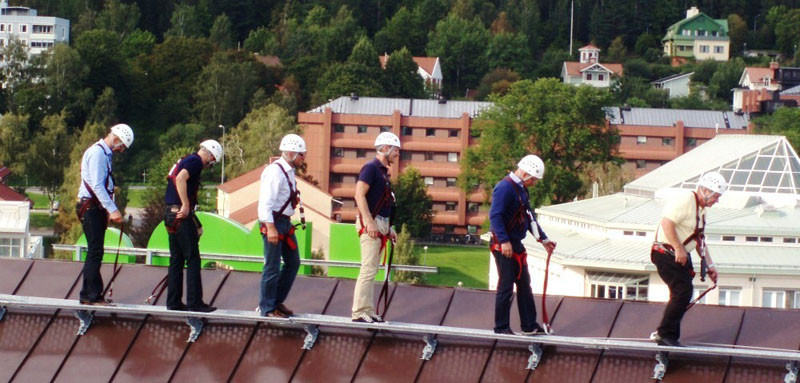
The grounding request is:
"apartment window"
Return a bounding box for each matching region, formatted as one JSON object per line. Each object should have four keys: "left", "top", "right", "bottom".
{"left": 449, "top": 129, "right": 459, "bottom": 138}
{"left": 426, "top": 128, "right": 436, "bottom": 137}
{"left": 20, "top": 25, "right": 27, "bottom": 33}
{"left": 623, "top": 230, "right": 634, "bottom": 236}
{"left": 697, "top": 29, "right": 705, "bottom": 36}
{"left": 0, "top": 39, "right": 4, "bottom": 47}
{"left": 357, "top": 125, "right": 367, "bottom": 134}
{"left": 424, "top": 152, "right": 434, "bottom": 161}
{"left": 444, "top": 225, "right": 455, "bottom": 234}
{"left": 586, "top": 73, "right": 593, "bottom": 81}
{"left": 333, "top": 124, "right": 344, "bottom": 133}
{"left": 356, "top": 149, "right": 367, "bottom": 158}
{"left": 424, "top": 177, "right": 434, "bottom": 186}
{"left": 692, "top": 286, "right": 708, "bottom": 305}
{"left": 700, "top": 45, "right": 709, "bottom": 53}
{"left": 636, "top": 160, "right": 646, "bottom": 169}
{"left": 0, "top": 24, "right": 4, "bottom": 32}
{"left": 590, "top": 284, "right": 624, "bottom": 300}
{"left": 784, "top": 238, "right": 798, "bottom": 243}
{"left": 380, "top": 126, "right": 391, "bottom": 132}
{"left": 745, "top": 236, "right": 758, "bottom": 242}
{"left": 760, "top": 237, "right": 773, "bottom": 243}
{"left": 447, "top": 153, "right": 458, "bottom": 162}
{"left": 446, "top": 177, "right": 456, "bottom": 187}
{"left": 598, "top": 74, "right": 604, "bottom": 81}
{"left": 636, "top": 231, "right": 646, "bottom": 237}
{"left": 662, "top": 137, "right": 673, "bottom": 146}
{"left": 467, "top": 225, "right": 478, "bottom": 234}
{"left": 636, "top": 136, "right": 647, "bottom": 144}
{"left": 722, "top": 236, "right": 735, "bottom": 241}
{"left": 468, "top": 202, "right": 480, "bottom": 212}
{"left": 400, "top": 150, "right": 411, "bottom": 161}
{"left": 401, "top": 126, "right": 412, "bottom": 136}
{"left": 0, "top": 237, "right": 22, "bottom": 257}
{"left": 682, "top": 29, "right": 690, "bottom": 36}
{"left": 333, "top": 148, "right": 344, "bottom": 157}
{"left": 714, "top": 46, "right": 724, "bottom": 54}
{"left": 331, "top": 174, "right": 343, "bottom": 183}
{"left": 762, "top": 290, "right": 787, "bottom": 309}
{"left": 445, "top": 202, "right": 456, "bottom": 211}
{"left": 33, "top": 25, "right": 53, "bottom": 34}
{"left": 685, "top": 138, "right": 697, "bottom": 147}
{"left": 719, "top": 288, "right": 741, "bottom": 306}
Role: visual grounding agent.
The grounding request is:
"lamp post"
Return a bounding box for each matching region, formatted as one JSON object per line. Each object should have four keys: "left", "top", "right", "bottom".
{"left": 218, "top": 124, "right": 225, "bottom": 184}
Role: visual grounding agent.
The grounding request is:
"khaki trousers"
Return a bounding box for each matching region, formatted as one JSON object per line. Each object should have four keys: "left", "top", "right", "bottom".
{"left": 352, "top": 217, "right": 390, "bottom": 318}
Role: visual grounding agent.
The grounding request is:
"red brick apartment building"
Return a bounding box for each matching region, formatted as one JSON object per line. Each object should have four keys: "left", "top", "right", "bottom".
{"left": 298, "top": 96, "right": 491, "bottom": 237}
{"left": 606, "top": 107, "right": 753, "bottom": 177}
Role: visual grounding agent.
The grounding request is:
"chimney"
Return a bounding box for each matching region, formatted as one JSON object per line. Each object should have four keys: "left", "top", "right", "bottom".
{"left": 769, "top": 61, "right": 780, "bottom": 70}
{"left": 686, "top": 6, "right": 699, "bottom": 19}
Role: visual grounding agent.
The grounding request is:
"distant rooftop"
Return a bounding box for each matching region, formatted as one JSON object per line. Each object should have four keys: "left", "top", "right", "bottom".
{"left": 606, "top": 106, "right": 749, "bottom": 130}
{"left": 307, "top": 96, "right": 492, "bottom": 119}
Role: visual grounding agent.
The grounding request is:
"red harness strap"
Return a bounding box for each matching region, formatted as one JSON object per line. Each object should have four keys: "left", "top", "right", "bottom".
{"left": 260, "top": 222, "right": 298, "bottom": 250}
{"left": 490, "top": 233, "right": 528, "bottom": 280}
{"left": 653, "top": 191, "right": 707, "bottom": 279}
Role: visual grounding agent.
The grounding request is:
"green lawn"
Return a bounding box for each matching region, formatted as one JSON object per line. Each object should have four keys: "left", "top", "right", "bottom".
{"left": 126, "top": 188, "right": 148, "bottom": 208}
{"left": 417, "top": 245, "right": 489, "bottom": 289}
{"left": 30, "top": 212, "right": 56, "bottom": 228}
{"left": 25, "top": 192, "right": 50, "bottom": 209}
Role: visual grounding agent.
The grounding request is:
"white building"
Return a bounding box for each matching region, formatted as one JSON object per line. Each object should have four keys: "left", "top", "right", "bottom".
{"left": 561, "top": 45, "right": 623, "bottom": 88}
{"left": 651, "top": 72, "right": 693, "bottom": 98}
{"left": 0, "top": 0, "right": 69, "bottom": 59}
{"left": 490, "top": 134, "right": 800, "bottom": 309}
{"left": 0, "top": 200, "right": 42, "bottom": 258}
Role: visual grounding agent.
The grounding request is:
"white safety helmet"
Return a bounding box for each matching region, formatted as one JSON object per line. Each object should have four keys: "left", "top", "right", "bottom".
{"left": 374, "top": 132, "right": 401, "bottom": 149}
{"left": 110, "top": 124, "right": 134, "bottom": 148}
{"left": 200, "top": 139, "right": 223, "bottom": 164}
{"left": 279, "top": 134, "right": 307, "bottom": 153}
{"left": 518, "top": 154, "right": 545, "bottom": 179}
{"left": 698, "top": 171, "right": 727, "bottom": 195}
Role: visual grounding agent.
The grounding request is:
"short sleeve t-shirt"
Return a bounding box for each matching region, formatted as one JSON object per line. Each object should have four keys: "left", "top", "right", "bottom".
{"left": 165, "top": 153, "right": 204, "bottom": 208}
{"left": 655, "top": 190, "right": 705, "bottom": 252}
{"left": 357, "top": 158, "right": 392, "bottom": 218}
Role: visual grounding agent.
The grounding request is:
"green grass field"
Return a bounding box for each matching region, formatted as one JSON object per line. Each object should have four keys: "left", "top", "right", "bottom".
{"left": 417, "top": 245, "right": 489, "bottom": 289}
{"left": 25, "top": 192, "right": 50, "bottom": 209}
{"left": 126, "top": 188, "right": 148, "bottom": 208}
{"left": 30, "top": 212, "right": 56, "bottom": 228}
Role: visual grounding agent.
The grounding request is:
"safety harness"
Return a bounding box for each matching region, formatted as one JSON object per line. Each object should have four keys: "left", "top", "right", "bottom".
{"left": 652, "top": 192, "right": 710, "bottom": 281}
{"left": 77, "top": 143, "right": 115, "bottom": 221}
{"left": 259, "top": 161, "right": 307, "bottom": 250}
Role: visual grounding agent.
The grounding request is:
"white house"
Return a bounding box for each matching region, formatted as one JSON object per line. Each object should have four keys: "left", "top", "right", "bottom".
{"left": 651, "top": 72, "right": 693, "bottom": 98}
{"left": 490, "top": 134, "right": 800, "bottom": 309}
{"left": 0, "top": 200, "right": 42, "bottom": 258}
{"left": 0, "top": 0, "right": 69, "bottom": 59}
{"left": 561, "top": 45, "right": 623, "bottom": 88}
{"left": 380, "top": 54, "right": 443, "bottom": 89}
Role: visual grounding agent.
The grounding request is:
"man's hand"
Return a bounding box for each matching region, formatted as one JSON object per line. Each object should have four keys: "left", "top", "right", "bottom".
{"left": 708, "top": 267, "right": 718, "bottom": 283}
{"left": 266, "top": 222, "right": 279, "bottom": 245}
{"left": 674, "top": 247, "right": 688, "bottom": 266}
{"left": 177, "top": 204, "right": 190, "bottom": 219}
{"left": 389, "top": 227, "right": 397, "bottom": 241}
{"left": 197, "top": 227, "right": 203, "bottom": 237}
{"left": 366, "top": 220, "right": 378, "bottom": 239}
{"left": 542, "top": 239, "right": 556, "bottom": 255}
{"left": 109, "top": 210, "right": 123, "bottom": 223}
{"left": 500, "top": 242, "right": 512, "bottom": 258}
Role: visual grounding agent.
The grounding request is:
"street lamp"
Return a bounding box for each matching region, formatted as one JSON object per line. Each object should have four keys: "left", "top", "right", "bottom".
{"left": 218, "top": 124, "right": 225, "bottom": 184}
{"left": 423, "top": 245, "right": 428, "bottom": 265}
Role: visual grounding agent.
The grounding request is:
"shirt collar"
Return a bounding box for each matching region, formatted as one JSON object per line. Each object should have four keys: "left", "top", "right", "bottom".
{"left": 508, "top": 171, "right": 524, "bottom": 186}
{"left": 373, "top": 158, "right": 388, "bottom": 171}
{"left": 97, "top": 139, "right": 112, "bottom": 156}
{"left": 275, "top": 156, "right": 294, "bottom": 172}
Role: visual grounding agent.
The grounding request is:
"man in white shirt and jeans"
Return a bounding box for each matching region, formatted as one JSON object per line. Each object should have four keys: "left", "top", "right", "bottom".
{"left": 257, "top": 134, "right": 306, "bottom": 318}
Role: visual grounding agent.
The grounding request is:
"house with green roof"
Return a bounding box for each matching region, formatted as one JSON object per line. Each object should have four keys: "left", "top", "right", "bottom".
{"left": 662, "top": 7, "right": 730, "bottom": 62}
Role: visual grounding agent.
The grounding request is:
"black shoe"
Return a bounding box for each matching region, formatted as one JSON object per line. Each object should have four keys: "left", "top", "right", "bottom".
{"left": 494, "top": 328, "right": 515, "bottom": 335}
{"left": 188, "top": 304, "right": 217, "bottom": 313}
{"left": 264, "top": 310, "right": 288, "bottom": 318}
{"left": 275, "top": 303, "right": 294, "bottom": 317}
{"left": 167, "top": 303, "right": 188, "bottom": 311}
{"left": 657, "top": 338, "right": 683, "bottom": 347}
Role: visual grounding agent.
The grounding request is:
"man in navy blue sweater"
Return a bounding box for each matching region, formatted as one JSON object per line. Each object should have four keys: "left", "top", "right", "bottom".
{"left": 489, "top": 154, "right": 557, "bottom": 335}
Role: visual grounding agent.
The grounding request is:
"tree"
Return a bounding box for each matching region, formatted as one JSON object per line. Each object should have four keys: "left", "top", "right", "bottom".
{"left": 26, "top": 113, "right": 72, "bottom": 208}
{"left": 121, "top": 29, "right": 156, "bottom": 60}
{"left": 606, "top": 36, "right": 628, "bottom": 62}
{"left": 0, "top": 114, "right": 29, "bottom": 175}
{"left": 243, "top": 27, "right": 278, "bottom": 54}
{"left": 165, "top": 3, "right": 207, "bottom": 38}
{"left": 374, "top": 7, "right": 426, "bottom": 56}
{"left": 383, "top": 47, "right": 426, "bottom": 99}
{"left": 95, "top": 0, "right": 141, "bottom": 39}
{"left": 311, "top": 37, "right": 386, "bottom": 105}
{"left": 74, "top": 29, "right": 125, "bottom": 95}
{"left": 768, "top": 7, "right": 800, "bottom": 57}
{"left": 209, "top": 13, "right": 235, "bottom": 50}
{"left": 43, "top": 43, "right": 93, "bottom": 126}
{"left": 158, "top": 123, "right": 209, "bottom": 152}
{"left": 754, "top": 107, "right": 800, "bottom": 151}
{"left": 224, "top": 104, "right": 299, "bottom": 179}
{"left": 392, "top": 224, "right": 422, "bottom": 284}
{"left": 708, "top": 58, "right": 745, "bottom": 102}
{"left": 486, "top": 32, "right": 532, "bottom": 74}
{"left": 426, "top": 15, "right": 490, "bottom": 95}
{"left": 393, "top": 166, "right": 433, "bottom": 238}
{"left": 193, "top": 52, "right": 259, "bottom": 129}
{"left": 88, "top": 87, "right": 118, "bottom": 127}
{"left": 461, "top": 78, "right": 620, "bottom": 206}
{"left": 474, "top": 68, "right": 521, "bottom": 100}
{"left": 533, "top": 46, "right": 570, "bottom": 79}
{"left": 727, "top": 14, "right": 748, "bottom": 56}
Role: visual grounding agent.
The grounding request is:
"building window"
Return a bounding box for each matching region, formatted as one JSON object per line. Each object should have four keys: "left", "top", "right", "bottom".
{"left": 449, "top": 129, "right": 459, "bottom": 138}
{"left": 426, "top": 128, "right": 435, "bottom": 137}
{"left": 745, "top": 236, "right": 758, "bottom": 242}
{"left": 623, "top": 230, "right": 634, "bottom": 236}
{"left": 692, "top": 286, "right": 708, "bottom": 305}
{"left": 333, "top": 124, "right": 344, "bottom": 133}
{"left": 700, "top": 45, "right": 709, "bottom": 53}
{"left": 445, "top": 202, "right": 456, "bottom": 211}
{"left": 424, "top": 177, "right": 434, "bottom": 186}
{"left": 468, "top": 202, "right": 480, "bottom": 212}
{"left": 662, "top": 137, "right": 673, "bottom": 146}
{"left": 357, "top": 125, "right": 367, "bottom": 134}
{"left": 760, "top": 237, "right": 773, "bottom": 243}
{"left": 444, "top": 225, "right": 455, "bottom": 233}
{"left": 333, "top": 148, "right": 344, "bottom": 157}
{"left": 598, "top": 74, "right": 604, "bottom": 81}
{"left": 586, "top": 73, "right": 593, "bottom": 81}
{"left": 685, "top": 138, "right": 697, "bottom": 147}
{"left": 447, "top": 153, "right": 458, "bottom": 162}
{"left": 467, "top": 225, "right": 478, "bottom": 234}
{"left": 784, "top": 238, "right": 797, "bottom": 243}
{"left": 446, "top": 177, "right": 456, "bottom": 187}
{"left": 400, "top": 151, "right": 411, "bottom": 161}
{"left": 636, "top": 160, "right": 646, "bottom": 169}
{"left": 331, "top": 174, "right": 343, "bottom": 183}
{"left": 682, "top": 29, "right": 690, "bottom": 36}
{"left": 714, "top": 46, "right": 724, "bottom": 54}
{"left": 637, "top": 136, "right": 647, "bottom": 144}
{"left": 401, "top": 126, "right": 412, "bottom": 136}
{"left": 762, "top": 290, "right": 787, "bottom": 309}
{"left": 380, "top": 126, "right": 391, "bottom": 132}
{"left": 20, "top": 25, "right": 27, "bottom": 33}
{"left": 0, "top": 39, "right": 4, "bottom": 47}
{"left": 636, "top": 231, "right": 646, "bottom": 237}
{"left": 356, "top": 149, "right": 367, "bottom": 158}
{"left": 722, "top": 236, "right": 735, "bottom": 241}
{"left": 33, "top": 25, "right": 53, "bottom": 34}
{"left": 0, "top": 237, "right": 22, "bottom": 257}
{"left": 719, "top": 288, "right": 741, "bottom": 306}
{"left": 425, "top": 152, "right": 434, "bottom": 161}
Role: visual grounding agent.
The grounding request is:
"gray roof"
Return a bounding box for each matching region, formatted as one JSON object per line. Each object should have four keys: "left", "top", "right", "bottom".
{"left": 605, "top": 107, "right": 749, "bottom": 130}
{"left": 650, "top": 72, "right": 694, "bottom": 85}
{"left": 781, "top": 84, "right": 800, "bottom": 96}
{"left": 307, "top": 96, "right": 493, "bottom": 119}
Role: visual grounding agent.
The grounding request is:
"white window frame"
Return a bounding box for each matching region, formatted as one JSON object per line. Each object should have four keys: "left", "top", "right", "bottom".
{"left": 447, "top": 153, "right": 458, "bottom": 162}
{"left": 424, "top": 176, "right": 434, "bottom": 186}
{"left": 637, "top": 136, "right": 647, "bottom": 144}
{"left": 762, "top": 290, "right": 786, "bottom": 309}
{"left": 719, "top": 288, "right": 741, "bottom": 306}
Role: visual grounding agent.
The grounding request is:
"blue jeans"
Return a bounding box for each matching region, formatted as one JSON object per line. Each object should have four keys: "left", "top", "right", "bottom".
{"left": 258, "top": 217, "right": 300, "bottom": 314}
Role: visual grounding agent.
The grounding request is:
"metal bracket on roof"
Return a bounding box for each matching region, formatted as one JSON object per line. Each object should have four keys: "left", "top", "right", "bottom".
{"left": 186, "top": 317, "right": 204, "bottom": 342}
{"left": 652, "top": 352, "right": 669, "bottom": 381}
{"left": 786, "top": 361, "right": 798, "bottom": 383}
{"left": 75, "top": 310, "right": 94, "bottom": 335}
{"left": 421, "top": 334, "right": 437, "bottom": 360}
{"left": 527, "top": 343, "right": 544, "bottom": 370}
{"left": 0, "top": 306, "right": 6, "bottom": 321}
{"left": 302, "top": 324, "right": 319, "bottom": 350}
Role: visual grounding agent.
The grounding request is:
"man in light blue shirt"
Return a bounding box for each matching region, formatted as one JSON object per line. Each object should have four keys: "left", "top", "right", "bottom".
{"left": 75, "top": 124, "right": 133, "bottom": 305}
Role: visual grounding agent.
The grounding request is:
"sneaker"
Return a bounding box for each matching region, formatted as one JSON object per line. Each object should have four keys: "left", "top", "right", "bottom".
{"left": 168, "top": 303, "right": 188, "bottom": 311}
{"left": 521, "top": 324, "right": 545, "bottom": 336}
{"left": 494, "top": 328, "right": 515, "bottom": 335}
{"left": 657, "top": 337, "right": 683, "bottom": 347}
{"left": 649, "top": 331, "right": 661, "bottom": 342}
{"left": 265, "top": 310, "right": 288, "bottom": 318}
{"left": 188, "top": 304, "right": 217, "bottom": 313}
{"left": 352, "top": 314, "right": 375, "bottom": 323}
{"left": 275, "top": 303, "right": 294, "bottom": 316}
{"left": 370, "top": 314, "right": 385, "bottom": 323}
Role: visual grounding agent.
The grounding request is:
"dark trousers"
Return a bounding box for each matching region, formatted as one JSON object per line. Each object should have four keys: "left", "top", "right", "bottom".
{"left": 652, "top": 250, "right": 694, "bottom": 341}
{"left": 167, "top": 216, "right": 203, "bottom": 309}
{"left": 259, "top": 217, "right": 300, "bottom": 314}
{"left": 79, "top": 206, "right": 108, "bottom": 302}
{"left": 493, "top": 246, "right": 538, "bottom": 333}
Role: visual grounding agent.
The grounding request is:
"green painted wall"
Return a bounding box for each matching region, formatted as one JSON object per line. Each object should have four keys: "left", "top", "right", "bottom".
{"left": 327, "top": 223, "right": 387, "bottom": 281}
{"left": 76, "top": 227, "right": 136, "bottom": 263}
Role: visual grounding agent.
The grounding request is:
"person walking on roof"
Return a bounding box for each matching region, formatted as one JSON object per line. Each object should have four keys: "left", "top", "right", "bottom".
{"left": 351, "top": 132, "right": 401, "bottom": 323}
{"left": 76, "top": 124, "right": 134, "bottom": 306}
{"left": 650, "top": 172, "right": 724, "bottom": 347}
{"left": 257, "top": 134, "right": 306, "bottom": 318}
{"left": 164, "top": 140, "right": 223, "bottom": 313}
{"left": 489, "top": 155, "right": 556, "bottom": 335}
